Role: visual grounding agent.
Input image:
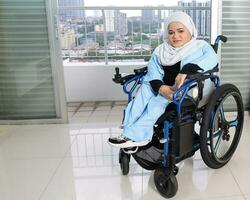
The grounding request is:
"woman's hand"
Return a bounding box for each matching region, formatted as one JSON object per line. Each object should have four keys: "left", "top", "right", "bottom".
{"left": 159, "top": 74, "right": 187, "bottom": 100}
{"left": 172, "top": 73, "right": 187, "bottom": 90}
{"left": 159, "top": 85, "right": 174, "bottom": 100}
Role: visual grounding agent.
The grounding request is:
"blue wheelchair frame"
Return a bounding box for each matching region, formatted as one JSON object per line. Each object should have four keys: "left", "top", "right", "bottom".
{"left": 123, "top": 73, "right": 221, "bottom": 167}
{"left": 112, "top": 35, "right": 245, "bottom": 199}
{"left": 115, "top": 35, "right": 226, "bottom": 167}
{"left": 116, "top": 35, "right": 226, "bottom": 164}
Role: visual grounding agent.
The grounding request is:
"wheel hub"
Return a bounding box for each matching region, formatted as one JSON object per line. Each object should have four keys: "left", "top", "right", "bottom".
{"left": 221, "top": 122, "right": 230, "bottom": 141}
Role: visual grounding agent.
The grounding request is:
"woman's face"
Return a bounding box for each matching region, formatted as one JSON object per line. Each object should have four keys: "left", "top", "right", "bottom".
{"left": 167, "top": 22, "right": 192, "bottom": 48}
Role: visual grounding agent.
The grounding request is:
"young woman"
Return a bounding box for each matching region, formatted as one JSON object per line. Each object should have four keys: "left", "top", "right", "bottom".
{"left": 108, "top": 12, "right": 218, "bottom": 148}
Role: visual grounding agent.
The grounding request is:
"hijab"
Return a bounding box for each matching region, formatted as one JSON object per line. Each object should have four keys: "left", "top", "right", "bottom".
{"left": 154, "top": 11, "right": 205, "bottom": 66}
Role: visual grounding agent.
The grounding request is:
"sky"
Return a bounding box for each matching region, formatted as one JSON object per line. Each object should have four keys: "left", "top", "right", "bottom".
{"left": 84, "top": 0, "right": 176, "bottom": 6}
{"left": 84, "top": 0, "right": 209, "bottom": 6}
{"left": 84, "top": 0, "right": 178, "bottom": 17}
{"left": 84, "top": 0, "right": 209, "bottom": 16}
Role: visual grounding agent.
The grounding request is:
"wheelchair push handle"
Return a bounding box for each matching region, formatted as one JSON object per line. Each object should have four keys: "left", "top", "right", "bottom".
{"left": 213, "top": 35, "right": 227, "bottom": 53}
{"left": 218, "top": 35, "right": 227, "bottom": 43}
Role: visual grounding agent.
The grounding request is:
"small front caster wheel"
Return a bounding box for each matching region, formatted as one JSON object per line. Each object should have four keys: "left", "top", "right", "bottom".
{"left": 154, "top": 167, "right": 178, "bottom": 198}
{"left": 119, "top": 149, "right": 130, "bottom": 175}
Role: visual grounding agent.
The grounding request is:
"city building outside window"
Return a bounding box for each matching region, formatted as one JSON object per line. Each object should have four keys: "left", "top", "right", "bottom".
{"left": 58, "top": 0, "right": 211, "bottom": 65}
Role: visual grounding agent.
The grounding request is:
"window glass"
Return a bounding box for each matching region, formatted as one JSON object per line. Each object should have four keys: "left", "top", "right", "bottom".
{"left": 58, "top": 0, "right": 211, "bottom": 65}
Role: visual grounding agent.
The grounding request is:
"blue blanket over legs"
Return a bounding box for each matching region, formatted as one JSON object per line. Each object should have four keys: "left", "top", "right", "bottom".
{"left": 123, "top": 83, "right": 170, "bottom": 142}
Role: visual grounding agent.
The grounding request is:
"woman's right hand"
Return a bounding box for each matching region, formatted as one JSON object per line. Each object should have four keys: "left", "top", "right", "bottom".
{"left": 159, "top": 85, "right": 174, "bottom": 100}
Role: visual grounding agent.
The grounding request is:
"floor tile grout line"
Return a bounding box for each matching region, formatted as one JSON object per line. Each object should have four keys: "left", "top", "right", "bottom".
{"left": 141, "top": 168, "right": 146, "bottom": 200}
{"left": 72, "top": 102, "right": 84, "bottom": 116}
{"left": 37, "top": 156, "right": 66, "bottom": 200}
{"left": 37, "top": 130, "right": 79, "bottom": 200}
{"left": 86, "top": 102, "right": 98, "bottom": 123}
{"left": 68, "top": 101, "right": 126, "bottom": 123}
{"left": 227, "top": 164, "right": 246, "bottom": 198}
{"left": 190, "top": 194, "right": 246, "bottom": 200}
{"left": 104, "top": 101, "right": 115, "bottom": 122}
{"left": 141, "top": 168, "right": 144, "bottom": 200}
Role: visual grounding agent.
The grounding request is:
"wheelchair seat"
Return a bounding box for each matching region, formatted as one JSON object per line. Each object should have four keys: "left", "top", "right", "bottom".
{"left": 156, "top": 98, "right": 196, "bottom": 125}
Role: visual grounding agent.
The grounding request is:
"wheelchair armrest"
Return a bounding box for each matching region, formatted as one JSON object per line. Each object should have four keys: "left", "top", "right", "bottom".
{"left": 112, "top": 74, "right": 136, "bottom": 85}
{"left": 134, "top": 66, "right": 147, "bottom": 75}
{"left": 186, "top": 65, "right": 219, "bottom": 81}
{"left": 113, "top": 66, "right": 147, "bottom": 85}
{"left": 172, "top": 80, "right": 198, "bottom": 105}
{"left": 173, "top": 65, "right": 220, "bottom": 110}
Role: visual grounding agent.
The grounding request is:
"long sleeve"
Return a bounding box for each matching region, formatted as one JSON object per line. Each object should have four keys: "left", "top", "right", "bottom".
{"left": 180, "top": 41, "right": 218, "bottom": 72}
{"left": 180, "top": 63, "right": 204, "bottom": 74}
{"left": 143, "top": 53, "right": 164, "bottom": 83}
{"left": 149, "top": 80, "right": 163, "bottom": 93}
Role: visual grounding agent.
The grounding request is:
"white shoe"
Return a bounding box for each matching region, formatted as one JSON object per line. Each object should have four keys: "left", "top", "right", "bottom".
{"left": 108, "top": 135, "right": 149, "bottom": 148}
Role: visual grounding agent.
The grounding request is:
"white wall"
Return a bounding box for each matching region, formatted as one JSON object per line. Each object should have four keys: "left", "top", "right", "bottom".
{"left": 63, "top": 64, "right": 146, "bottom": 102}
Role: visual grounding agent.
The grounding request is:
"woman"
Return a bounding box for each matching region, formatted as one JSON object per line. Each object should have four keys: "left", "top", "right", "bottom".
{"left": 108, "top": 12, "right": 218, "bottom": 148}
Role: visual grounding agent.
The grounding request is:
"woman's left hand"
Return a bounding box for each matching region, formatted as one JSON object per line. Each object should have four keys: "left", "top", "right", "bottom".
{"left": 173, "top": 73, "right": 187, "bottom": 90}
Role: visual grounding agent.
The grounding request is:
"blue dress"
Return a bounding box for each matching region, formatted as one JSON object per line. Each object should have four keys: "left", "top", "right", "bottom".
{"left": 122, "top": 42, "right": 218, "bottom": 142}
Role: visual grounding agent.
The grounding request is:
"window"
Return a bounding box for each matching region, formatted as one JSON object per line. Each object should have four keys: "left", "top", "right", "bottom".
{"left": 0, "top": 0, "right": 66, "bottom": 121}
{"left": 58, "top": 0, "right": 212, "bottom": 65}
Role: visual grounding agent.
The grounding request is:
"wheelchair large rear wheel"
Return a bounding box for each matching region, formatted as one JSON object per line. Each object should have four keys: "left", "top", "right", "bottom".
{"left": 200, "top": 84, "right": 244, "bottom": 169}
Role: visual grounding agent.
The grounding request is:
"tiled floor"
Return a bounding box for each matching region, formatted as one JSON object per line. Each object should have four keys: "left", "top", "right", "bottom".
{"left": 0, "top": 101, "right": 250, "bottom": 200}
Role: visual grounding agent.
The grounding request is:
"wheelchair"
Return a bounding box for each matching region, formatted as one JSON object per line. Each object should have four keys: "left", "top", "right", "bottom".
{"left": 112, "top": 35, "right": 244, "bottom": 198}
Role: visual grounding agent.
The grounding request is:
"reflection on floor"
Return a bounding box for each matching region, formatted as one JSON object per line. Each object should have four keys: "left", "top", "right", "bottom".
{"left": 0, "top": 101, "right": 250, "bottom": 200}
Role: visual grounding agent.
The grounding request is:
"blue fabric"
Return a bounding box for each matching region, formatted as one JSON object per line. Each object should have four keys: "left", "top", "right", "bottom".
{"left": 122, "top": 42, "right": 218, "bottom": 142}
{"left": 180, "top": 42, "right": 218, "bottom": 71}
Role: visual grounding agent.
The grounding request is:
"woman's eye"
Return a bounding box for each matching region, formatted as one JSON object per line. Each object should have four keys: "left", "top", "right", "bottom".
{"left": 168, "top": 32, "right": 174, "bottom": 35}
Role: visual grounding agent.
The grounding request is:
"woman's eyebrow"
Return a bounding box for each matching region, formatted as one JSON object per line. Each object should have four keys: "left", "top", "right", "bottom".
{"left": 168, "top": 28, "right": 185, "bottom": 31}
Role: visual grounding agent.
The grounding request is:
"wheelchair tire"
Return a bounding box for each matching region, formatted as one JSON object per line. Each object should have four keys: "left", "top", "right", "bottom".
{"left": 200, "top": 84, "right": 244, "bottom": 169}
{"left": 154, "top": 167, "right": 178, "bottom": 198}
{"left": 119, "top": 149, "right": 130, "bottom": 175}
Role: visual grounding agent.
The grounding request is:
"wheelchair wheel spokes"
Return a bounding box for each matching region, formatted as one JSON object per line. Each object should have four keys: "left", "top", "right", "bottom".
{"left": 213, "top": 130, "right": 222, "bottom": 154}
{"left": 200, "top": 84, "right": 244, "bottom": 169}
{"left": 219, "top": 105, "right": 226, "bottom": 122}
{"left": 229, "top": 119, "right": 239, "bottom": 127}
{"left": 210, "top": 104, "right": 231, "bottom": 161}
